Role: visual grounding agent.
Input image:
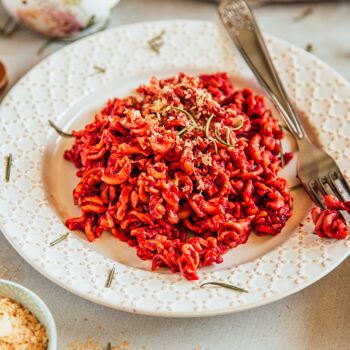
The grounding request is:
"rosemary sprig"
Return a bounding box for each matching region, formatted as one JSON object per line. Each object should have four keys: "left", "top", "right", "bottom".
{"left": 49, "top": 120, "right": 73, "bottom": 137}
{"left": 37, "top": 38, "right": 55, "bottom": 55}
{"left": 172, "top": 106, "right": 200, "bottom": 129}
{"left": 106, "top": 342, "right": 112, "bottom": 350}
{"left": 5, "top": 153, "right": 12, "bottom": 182}
{"left": 83, "top": 15, "right": 96, "bottom": 30}
{"left": 178, "top": 126, "right": 190, "bottom": 137}
{"left": 105, "top": 266, "right": 115, "bottom": 288}
{"left": 200, "top": 282, "right": 248, "bottom": 293}
{"left": 279, "top": 140, "right": 285, "bottom": 168}
{"left": 148, "top": 30, "right": 165, "bottom": 54}
{"left": 205, "top": 114, "right": 218, "bottom": 155}
{"left": 290, "top": 183, "right": 304, "bottom": 191}
{"left": 93, "top": 65, "right": 106, "bottom": 74}
{"left": 305, "top": 43, "right": 314, "bottom": 53}
{"left": 294, "top": 7, "right": 313, "bottom": 21}
{"left": 279, "top": 124, "right": 291, "bottom": 134}
{"left": 49, "top": 232, "right": 69, "bottom": 247}
{"left": 214, "top": 128, "right": 233, "bottom": 148}
{"left": 232, "top": 116, "right": 244, "bottom": 131}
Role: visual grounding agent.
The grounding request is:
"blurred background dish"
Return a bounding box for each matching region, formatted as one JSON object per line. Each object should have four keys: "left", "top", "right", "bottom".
{"left": 1, "top": 0, "right": 120, "bottom": 38}
{"left": 0, "top": 279, "right": 57, "bottom": 350}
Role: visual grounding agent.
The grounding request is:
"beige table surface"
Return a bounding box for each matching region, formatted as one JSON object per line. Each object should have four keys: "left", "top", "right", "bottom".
{"left": 1, "top": 1, "right": 350, "bottom": 349}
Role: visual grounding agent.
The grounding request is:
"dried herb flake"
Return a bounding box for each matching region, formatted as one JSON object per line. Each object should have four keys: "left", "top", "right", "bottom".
{"left": 94, "top": 65, "right": 106, "bottom": 74}
{"left": 49, "top": 232, "right": 69, "bottom": 247}
{"left": 5, "top": 153, "right": 12, "bottom": 182}
{"left": 294, "top": 7, "right": 313, "bottom": 21}
{"left": 49, "top": 120, "right": 73, "bottom": 137}
{"left": 305, "top": 43, "right": 314, "bottom": 53}
{"left": 200, "top": 282, "right": 248, "bottom": 293}
{"left": 148, "top": 30, "right": 165, "bottom": 54}
{"left": 105, "top": 266, "right": 115, "bottom": 288}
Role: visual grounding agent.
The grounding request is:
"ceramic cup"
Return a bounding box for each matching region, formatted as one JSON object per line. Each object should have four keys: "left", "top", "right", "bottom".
{"left": 1, "top": 0, "right": 120, "bottom": 38}
{"left": 0, "top": 279, "right": 57, "bottom": 350}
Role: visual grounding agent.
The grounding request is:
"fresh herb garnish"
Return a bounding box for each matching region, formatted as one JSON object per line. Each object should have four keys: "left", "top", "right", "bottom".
{"left": 37, "top": 39, "right": 55, "bottom": 55}
{"left": 105, "top": 266, "right": 115, "bottom": 288}
{"left": 5, "top": 153, "right": 12, "bottom": 182}
{"left": 106, "top": 342, "right": 112, "bottom": 350}
{"left": 93, "top": 65, "right": 106, "bottom": 74}
{"left": 49, "top": 232, "right": 69, "bottom": 247}
{"left": 305, "top": 43, "right": 314, "bottom": 53}
{"left": 83, "top": 15, "right": 96, "bottom": 30}
{"left": 49, "top": 120, "right": 73, "bottom": 137}
{"left": 294, "top": 7, "right": 313, "bottom": 21}
{"left": 200, "top": 282, "right": 248, "bottom": 293}
{"left": 214, "top": 128, "right": 233, "bottom": 148}
{"left": 178, "top": 126, "right": 190, "bottom": 137}
{"left": 172, "top": 106, "right": 200, "bottom": 129}
{"left": 279, "top": 124, "right": 291, "bottom": 134}
{"left": 279, "top": 140, "right": 285, "bottom": 168}
{"left": 148, "top": 30, "right": 165, "bottom": 54}
{"left": 290, "top": 183, "right": 303, "bottom": 191}
{"left": 232, "top": 116, "right": 244, "bottom": 131}
{"left": 205, "top": 114, "right": 218, "bottom": 155}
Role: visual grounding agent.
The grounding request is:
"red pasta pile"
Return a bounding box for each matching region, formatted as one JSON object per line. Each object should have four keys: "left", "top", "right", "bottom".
{"left": 64, "top": 72, "right": 294, "bottom": 280}
{"left": 312, "top": 194, "right": 350, "bottom": 239}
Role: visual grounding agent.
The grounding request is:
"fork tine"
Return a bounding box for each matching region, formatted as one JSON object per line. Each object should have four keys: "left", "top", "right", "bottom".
{"left": 332, "top": 169, "right": 350, "bottom": 199}
{"left": 327, "top": 175, "right": 347, "bottom": 202}
{"left": 316, "top": 176, "right": 347, "bottom": 205}
{"left": 307, "top": 181, "right": 325, "bottom": 209}
{"left": 316, "top": 178, "right": 329, "bottom": 195}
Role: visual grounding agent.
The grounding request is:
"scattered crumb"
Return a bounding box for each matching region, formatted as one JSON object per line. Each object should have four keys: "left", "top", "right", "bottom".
{"left": 113, "top": 340, "right": 131, "bottom": 350}
{"left": 66, "top": 337, "right": 100, "bottom": 350}
{"left": 0, "top": 297, "right": 48, "bottom": 350}
{"left": 0, "top": 265, "right": 9, "bottom": 278}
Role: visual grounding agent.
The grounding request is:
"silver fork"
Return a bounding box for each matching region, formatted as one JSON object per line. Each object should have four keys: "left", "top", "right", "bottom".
{"left": 218, "top": 0, "right": 350, "bottom": 210}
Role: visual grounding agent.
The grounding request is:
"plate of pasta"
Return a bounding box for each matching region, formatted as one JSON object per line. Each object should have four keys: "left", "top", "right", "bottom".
{"left": 0, "top": 20, "right": 349, "bottom": 317}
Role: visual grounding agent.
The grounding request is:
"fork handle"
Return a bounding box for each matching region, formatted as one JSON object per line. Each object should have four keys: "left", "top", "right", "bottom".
{"left": 219, "top": 0, "right": 306, "bottom": 140}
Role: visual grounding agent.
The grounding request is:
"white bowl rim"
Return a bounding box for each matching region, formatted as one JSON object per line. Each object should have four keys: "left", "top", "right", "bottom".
{"left": 0, "top": 278, "right": 58, "bottom": 349}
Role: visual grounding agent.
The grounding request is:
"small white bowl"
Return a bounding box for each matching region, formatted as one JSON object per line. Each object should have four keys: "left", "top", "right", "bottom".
{"left": 0, "top": 279, "right": 57, "bottom": 350}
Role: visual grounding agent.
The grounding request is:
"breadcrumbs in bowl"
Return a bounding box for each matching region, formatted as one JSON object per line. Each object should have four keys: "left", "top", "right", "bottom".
{"left": 0, "top": 297, "right": 48, "bottom": 350}
{"left": 0, "top": 279, "right": 57, "bottom": 350}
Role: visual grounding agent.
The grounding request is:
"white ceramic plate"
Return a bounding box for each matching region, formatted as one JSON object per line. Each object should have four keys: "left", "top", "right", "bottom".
{"left": 0, "top": 20, "right": 349, "bottom": 317}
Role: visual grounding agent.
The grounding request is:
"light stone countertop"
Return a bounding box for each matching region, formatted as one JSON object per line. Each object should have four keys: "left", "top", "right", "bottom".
{"left": 0, "top": 1, "right": 350, "bottom": 349}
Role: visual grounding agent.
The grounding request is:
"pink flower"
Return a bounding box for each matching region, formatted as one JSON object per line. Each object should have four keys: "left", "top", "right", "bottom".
{"left": 17, "top": 7, "right": 83, "bottom": 38}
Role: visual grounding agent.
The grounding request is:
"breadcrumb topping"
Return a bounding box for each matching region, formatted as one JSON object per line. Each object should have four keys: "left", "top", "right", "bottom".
{"left": 0, "top": 297, "right": 48, "bottom": 350}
